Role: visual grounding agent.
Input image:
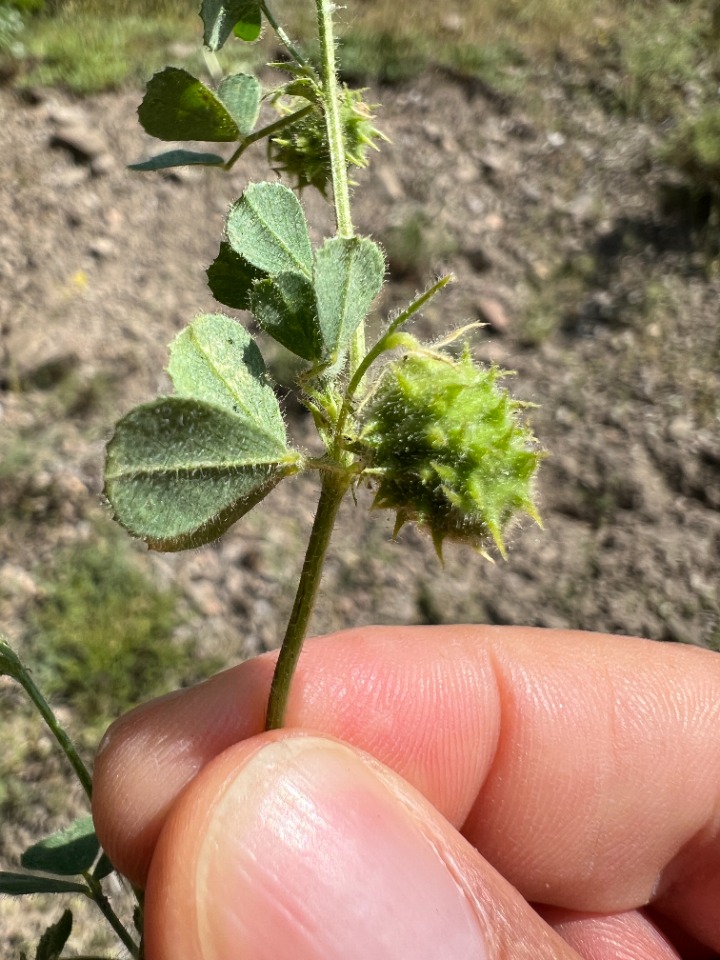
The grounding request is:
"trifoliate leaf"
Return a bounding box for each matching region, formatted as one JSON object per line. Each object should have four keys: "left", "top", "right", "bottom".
{"left": 217, "top": 73, "right": 261, "bottom": 136}
{"left": 0, "top": 872, "right": 86, "bottom": 896}
{"left": 129, "top": 150, "right": 225, "bottom": 171}
{"left": 168, "top": 314, "right": 285, "bottom": 443}
{"left": 226, "top": 182, "right": 313, "bottom": 278}
{"left": 201, "top": 0, "right": 261, "bottom": 50}
{"left": 138, "top": 67, "right": 239, "bottom": 142}
{"left": 313, "top": 237, "right": 385, "bottom": 361}
{"left": 360, "top": 350, "right": 541, "bottom": 559}
{"left": 21, "top": 816, "right": 98, "bottom": 877}
{"left": 35, "top": 909, "right": 72, "bottom": 960}
{"left": 206, "top": 241, "right": 266, "bottom": 311}
{"left": 105, "top": 397, "right": 300, "bottom": 551}
{"left": 251, "top": 272, "right": 321, "bottom": 361}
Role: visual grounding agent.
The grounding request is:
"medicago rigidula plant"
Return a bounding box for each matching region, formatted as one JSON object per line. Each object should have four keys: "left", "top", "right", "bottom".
{"left": 0, "top": 1, "right": 542, "bottom": 955}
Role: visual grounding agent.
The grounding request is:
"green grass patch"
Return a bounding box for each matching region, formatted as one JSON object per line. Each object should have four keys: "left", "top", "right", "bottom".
{"left": 662, "top": 105, "right": 720, "bottom": 199}
{"left": 519, "top": 255, "right": 597, "bottom": 346}
{"left": 615, "top": 2, "right": 716, "bottom": 121}
{"left": 381, "top": 206, "right": 457, "bottom": 280}
{"left": 19, "top": 12, "right": 194, "bottom": 93}
{"left": 27, "top": 527, "right": 221, "bottom": 732}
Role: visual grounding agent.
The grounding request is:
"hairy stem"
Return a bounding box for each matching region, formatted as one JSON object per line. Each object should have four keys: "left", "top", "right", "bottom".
{"left": 264, "top": 0, "right": 360, "bottom": 732}
{"left": 265, "top": 472, "right": 349, "bottom": 729}
{"left": 258, "top": 0, "right": 311, "bottom": 72}
{"left": 85, "top": 876, "right": 139, "bottom": 958}
{"left": 315, "top": 0, "right": 353, "bottom": 240}
{"left": 223, "top": 104, "right": 314, "bottom": 170}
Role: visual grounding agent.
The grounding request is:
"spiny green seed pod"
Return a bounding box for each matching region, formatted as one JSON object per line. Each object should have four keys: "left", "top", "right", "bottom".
{"left": 359, "top": 350, "right": 542, "bottom": 559}
{"left": 270, "top": 87, "right": 386, "bottom": 194}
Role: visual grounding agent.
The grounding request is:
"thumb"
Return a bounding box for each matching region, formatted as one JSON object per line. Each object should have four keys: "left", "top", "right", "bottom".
{"left": 144, "top": 733, "right": 577, "bottom": 960}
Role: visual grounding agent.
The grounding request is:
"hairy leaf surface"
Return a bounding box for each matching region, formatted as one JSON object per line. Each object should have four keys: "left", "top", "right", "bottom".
{"left": 251, "top": 273, "right": 321, "bottom": 361}
{"left": 138, "top": 68, "right": 239, "bottom": 142}
{"left": 217, "top": 73, "right": 261, "bottom": 136}
{"left": 226, "top": 182, "right": 313, "bottom": 277}
{"left": 314, "top": 237, "right": 385, "bottom": 360}
{"left": 168, "top": 314, "right": 285, "bottom": 442}
{"left": 206, "top": 242, "right": 266, "bottom": 310}
{"left": 21, "top": 817, "right": 99, "bottom": 877}
{"left": 105, "top": 398, "right": 299, "bottom": 551}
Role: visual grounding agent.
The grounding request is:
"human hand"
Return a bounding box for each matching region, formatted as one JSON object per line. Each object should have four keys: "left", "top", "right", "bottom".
{"left": 93, "top": 626, "right": 720, "bottom": 959}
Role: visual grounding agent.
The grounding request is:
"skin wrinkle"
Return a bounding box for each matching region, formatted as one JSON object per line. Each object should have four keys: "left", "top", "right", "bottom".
{"left": 94, "top": 626, "right": 720, "bottom": 952}
{"left": 463, "top": 634, "right": 713, "bottom": 911}
{"left": 465, "top": 648, "right": 591, "bottom": 886}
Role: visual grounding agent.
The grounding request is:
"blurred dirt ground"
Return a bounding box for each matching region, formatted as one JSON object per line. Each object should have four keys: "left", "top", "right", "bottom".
{"left": 1, "top": 57, "right": 719, "bottom": 953}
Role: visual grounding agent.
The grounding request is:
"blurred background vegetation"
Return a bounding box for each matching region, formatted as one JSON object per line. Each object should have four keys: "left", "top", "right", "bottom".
{"left": 2, "top": 0, "right": 720, "bottom": 202}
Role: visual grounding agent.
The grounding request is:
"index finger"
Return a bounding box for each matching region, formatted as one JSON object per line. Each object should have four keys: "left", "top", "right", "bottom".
{"left": 92, "top": 626, "right": 720, "bottom": 948}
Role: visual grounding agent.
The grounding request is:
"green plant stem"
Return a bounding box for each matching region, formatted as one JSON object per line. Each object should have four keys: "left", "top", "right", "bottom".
{"left": 13, "top": 656, "right": 93, "bottom": 801}
{"left": 259, "top": 0, "right": 311, "bottom": 72}
{"left": 264, "top": 0, "right": 359, "bottom": 733}
{"left": 85, "top": 876, "right": 139, "bottom": 958}
{"left": 315, "top": 0, "right": 353, "bottom": 240}
{"left": 314, "top": 0, "right": 365, "bottom": 376}
{"left": 223, "top": 104, "right": 314, "bottom": 170}
{"left": 334, "top": 275, "right": 454, "bottom": 443}
{"left": 265, "top": 472, "right": 349, "bottom": 729}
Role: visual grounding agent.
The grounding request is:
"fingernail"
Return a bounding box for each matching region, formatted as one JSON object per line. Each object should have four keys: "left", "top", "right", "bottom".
{"left": 196, "top": 737, "right": 487, "bottom": 960}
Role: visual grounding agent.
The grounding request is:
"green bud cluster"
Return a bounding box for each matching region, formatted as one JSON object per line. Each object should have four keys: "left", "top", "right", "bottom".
{"left": 270, "top": 86, "right": 386, "bottom": 193}
{"left": 359, "top": 349, "right": 542, "bottom": 558}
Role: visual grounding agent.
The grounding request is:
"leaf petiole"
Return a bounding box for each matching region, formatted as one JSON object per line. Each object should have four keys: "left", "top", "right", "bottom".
{"left": 223, "top": 104, "right": 315, "bottom": 170}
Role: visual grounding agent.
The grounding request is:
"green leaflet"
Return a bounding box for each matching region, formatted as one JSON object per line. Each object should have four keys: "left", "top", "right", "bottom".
{"left": 128, "top": 150, "right": 225, "bottom": 172}
{"left": 168, "top": 314, "right": 284, "bottom": 443}
{"left": 225, "top": 185, "right": 384, "bottom": 364}
{"left": 21, "top": 816, "right": 99, "bottom": 877}
{"left": 105, "top": 316, "right": 301, "bottom": 549}
{"left": 217, "top": 73, "right": 261, "bottom": 136}
{"left": 138, "top": 67, "right": 240, "bottom": 143}
{"left": 0, "top": 636, "right": 22, "bottom": 679}
{"left": 0, "top": 872, "right": 86, "bottom": 896}
{"left": 313, "top": 236, "right": 385, "bottom": 360}
{"left": 35, "top": 909, "right": 73, "bottom": 960}
{"left": 104, "top": 398, "right": 300, "bottom": 551}
{"left": 251, "top": 272, "right": 321, "bottom": 361}
{"left": 206, "top": 242, "right": 266, "bottom": 311}
{"left": 201, "top": 0, "right": 262, "bottom": 50}
{"left": 226, "top": 182, "right": 313, "bottom": 277}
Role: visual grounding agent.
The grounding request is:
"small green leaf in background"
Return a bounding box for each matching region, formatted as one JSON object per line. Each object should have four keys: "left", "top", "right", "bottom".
{"left": 217, "top": 73, "right": 261, "bottom": 136}
{"left": 168, "top": 314, "right": 285, "bottom": 442}
{"left": 35, "top": 909, "right": 72, "bottom": 960}
{"left": 0, "top": 872, "right": 86, "bottom": 896}
{"left": 105, "top": 397, "right": 301, "bottom": 551}
{"left": 233, "top": 3, "right": 263, "bottom": 42}
{"left": 251, "top": 272, "right": 321, "bottom": 361}
{"left": 129, "top": 150, "right": 225, "bottom": 172}
{"left": 206, "top": 241, "right": 266, "bottom": 310}
{"left": 313, "top": 237, "right": 385, "bottom": 360}
{"left": 138, "top": 67, "right": 239, "bottom": 142}
{"left": 201, "top": 0, "right": 262, "bottom": 50}
{"left": 21, "top": 816, "right": 99, "bottom": 877}
{"left": 226, "top": 182, "right": 313, "bottom": 278}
